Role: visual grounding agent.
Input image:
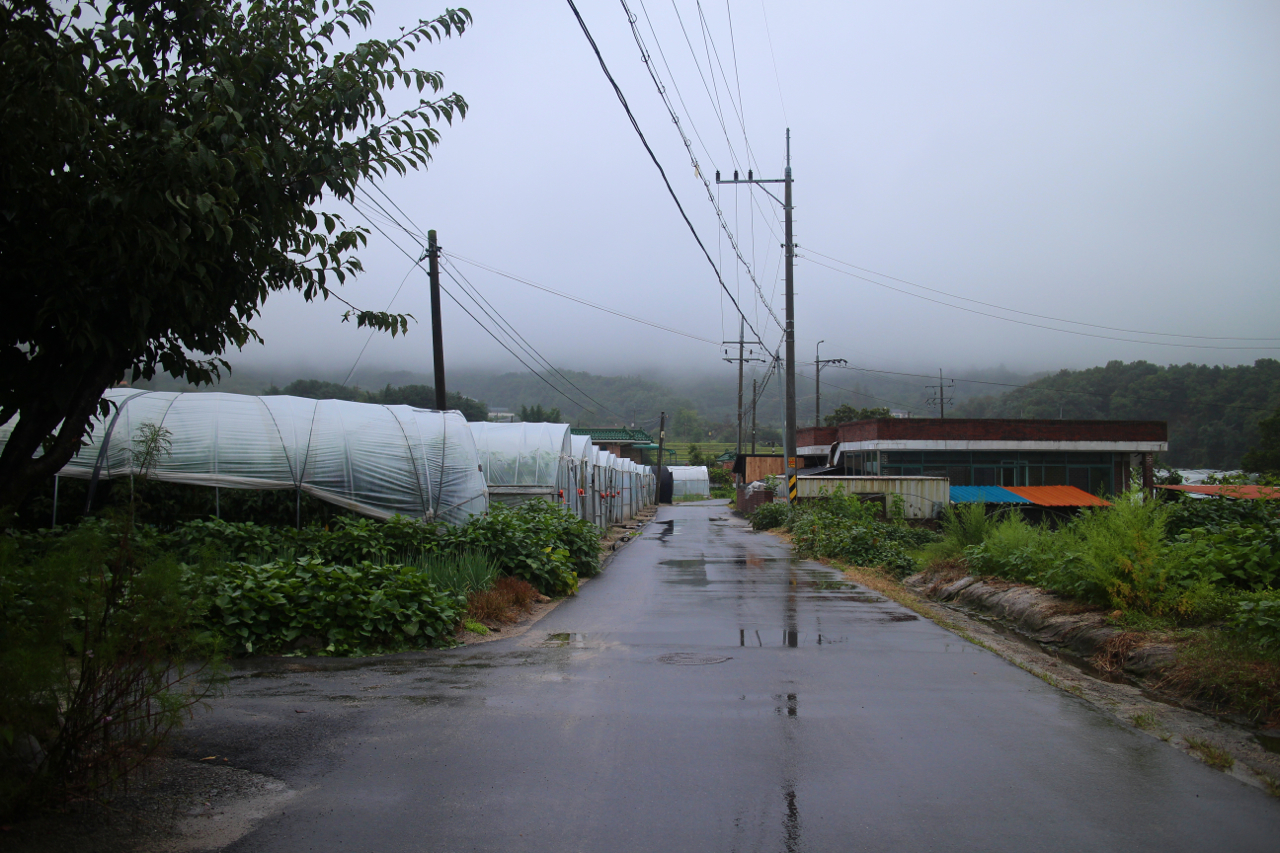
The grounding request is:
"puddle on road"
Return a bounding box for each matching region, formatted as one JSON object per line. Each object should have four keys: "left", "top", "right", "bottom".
{"left": 544, "top": 632, "right": 590, "bottom": 648}
{"left": 656, "top": 519, "right": 684, "bottom": 538}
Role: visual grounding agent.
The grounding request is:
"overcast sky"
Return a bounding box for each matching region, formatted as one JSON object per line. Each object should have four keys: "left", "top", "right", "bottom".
{"left": 240, "top": 0, "right": 1280, "bottom": 387}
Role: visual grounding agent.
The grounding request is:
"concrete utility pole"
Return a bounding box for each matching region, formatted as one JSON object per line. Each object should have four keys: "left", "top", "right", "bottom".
{"left": 723, "top": 318, "right": 765, "bottom": 461}
{"left": 814, "top": 339, "right": 847, "bottom": 427}
{"left": 925, "top": 369, "right": 954, "bottom": 419}
{"left": 750, "top": 378, "right": 758, "bottom": 454}
{"left": 717, "top": 129, "right": 796, "bottom": 501}
{"left": 427, "top": 230, "right": 447, "bottom": 410}
{"left": 656, "top": 411, "right": 667, "bottom": 504}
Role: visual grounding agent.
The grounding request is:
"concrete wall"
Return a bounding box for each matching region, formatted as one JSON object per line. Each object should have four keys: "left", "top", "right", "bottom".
{"left": 795, "top": 476, "right": 949, "bottom": 519}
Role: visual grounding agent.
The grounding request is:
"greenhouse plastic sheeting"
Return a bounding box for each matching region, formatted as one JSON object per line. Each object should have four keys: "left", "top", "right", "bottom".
{"left": 468, "top": 422, "right": 573, "bottom": 510}
{"left": 670, "top": 465, "right": 711, "bottom": 498}
{"left": 0, "top": 389, "right": 489, "bottom": 525}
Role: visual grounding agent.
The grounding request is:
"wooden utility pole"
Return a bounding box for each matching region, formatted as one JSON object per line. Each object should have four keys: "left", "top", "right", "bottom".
{"left": 427, "top": 229, "right": 447, "bottom": 410}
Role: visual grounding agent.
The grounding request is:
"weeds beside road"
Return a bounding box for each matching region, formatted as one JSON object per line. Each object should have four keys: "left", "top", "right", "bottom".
{"left": 749, "top": 486, "right": 1280, "bottom": 765}
{"left": 0, "top": 500, "right": 603, "bottom": 819}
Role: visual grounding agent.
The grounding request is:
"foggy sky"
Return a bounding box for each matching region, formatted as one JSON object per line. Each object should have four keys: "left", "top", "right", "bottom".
{"left": 236, "top": 0, "right": 1280, "bottom": 389}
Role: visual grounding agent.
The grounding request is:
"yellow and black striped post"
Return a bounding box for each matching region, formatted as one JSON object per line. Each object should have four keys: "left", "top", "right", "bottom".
{"left": 788, "top": 473, "right": 798, "bottom": 502}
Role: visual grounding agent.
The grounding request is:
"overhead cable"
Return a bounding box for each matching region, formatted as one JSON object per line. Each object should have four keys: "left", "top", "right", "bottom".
{"left": 805, "top": 248, "right": 1280, "bottom": 343}
{"left": 441, "top": 257, "right": 631, "bottom": 421}
{"left": 803, "top": 255, "right": 1280, "bottom": 351}
{"left": 444, "top": 252, "right": 720, "bottom": 345}
{"left": 565, "top": 0, "right": 769, "bottom": 350}
{"left": 345, "top": 196, "right": 622, "bottom": 420}
{"left": 618, "top": 0, "right": 785, "bottom": 339}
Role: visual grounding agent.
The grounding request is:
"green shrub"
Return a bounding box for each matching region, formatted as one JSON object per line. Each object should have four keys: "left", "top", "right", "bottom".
{"left": 438, "top": 501, "right": 594, "bottom": 596}
{"left": 1174, "top": 523, "right": 1280, "bottom": 591}
{"left": 165, "top": 501, "right": 599, "bottom": 598}
{"left": 1231, "top": 591, "right": 1280, "bottom": 650}
{"left": 786, "top": 492, "right": 922, "bottom": 577}
{"left": 749, "top": 501, "right": 791, "bottom": 531}
{"left": 197, "top": 556, "right": 466, "bottom": 656}
{"left": 0, "top": 520, "right": 219, "bottom": 817}
{"left": 941, "top": 502, "right": 995, "bottom": 550}
{"left": 708, "top": 467, "right": 734, "bottom": 487}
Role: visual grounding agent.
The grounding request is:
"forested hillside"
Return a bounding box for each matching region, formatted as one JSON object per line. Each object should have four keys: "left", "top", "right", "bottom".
{"left": 952, "top": 359, "right": 1280, "bottom": 468}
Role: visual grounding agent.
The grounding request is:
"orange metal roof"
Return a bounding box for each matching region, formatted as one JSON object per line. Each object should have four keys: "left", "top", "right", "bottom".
{"left": 1157, "top": 484, "right": 1280, "bottom": 500}
{"left": 1003, "top": 486, "right": 1111, "bottom": 507}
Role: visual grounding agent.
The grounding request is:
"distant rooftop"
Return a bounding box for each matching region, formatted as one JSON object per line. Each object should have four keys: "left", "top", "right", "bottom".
{"left": 571, "top": 427, "right": 653, "bottom": 444}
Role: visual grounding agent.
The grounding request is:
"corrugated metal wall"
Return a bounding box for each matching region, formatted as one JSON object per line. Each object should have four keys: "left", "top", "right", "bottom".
{"left": 794, "top": 476, "right": 949, "bottom": 519}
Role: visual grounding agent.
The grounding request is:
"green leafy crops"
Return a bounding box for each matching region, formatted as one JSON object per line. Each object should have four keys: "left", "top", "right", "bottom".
{"left": 198, "top": 558, "right": 467, "bottom": 656}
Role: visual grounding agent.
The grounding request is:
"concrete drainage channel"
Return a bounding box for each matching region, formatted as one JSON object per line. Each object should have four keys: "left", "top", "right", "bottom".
{"left": 901, "top": 572, "right": 1280, "bottom": 796}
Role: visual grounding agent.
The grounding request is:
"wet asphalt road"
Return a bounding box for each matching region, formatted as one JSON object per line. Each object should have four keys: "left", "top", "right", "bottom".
{"left": 186, "top": 501, "right": 1279, "bottom": 852}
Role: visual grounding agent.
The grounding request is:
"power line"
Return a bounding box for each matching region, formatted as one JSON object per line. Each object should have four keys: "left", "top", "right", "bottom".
{"left": 443, "top": 252, "right": 720, "bottom": 345}
{"left": 344, "top": 197, "right": 625, "bottom": 421}
{"left": 619, "top": 0, "right": 784, "bottom": 338}
{"left": 795, "top": 369, "right": 923, "bottom": 416}
{"left": 441, "top": 257, "right": 631, "bottom": 421}
{"left": 436, "top": 271, "right": 609, "bottom": 419}
{"left": 758, "top": 0, "right": 788, "bottom": 124}
{"left": 565, "top": 0, "right": 769, "bottom": 349}
{"left": 353, "top": 186, "right": 628, "bottom": 419}
{"left": 803, "top": 254, "right": 1280, "bottom": 351}
{"left": 805, "top": 247, "right": 1280, "bottom": 343}
{"left": 341, "top": 259, "right": 417, "bottom": 387}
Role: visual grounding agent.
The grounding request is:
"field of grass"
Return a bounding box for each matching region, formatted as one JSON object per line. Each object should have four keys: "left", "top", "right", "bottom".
{"left": 661, "top": 441, "right": 783, "bottom": 465}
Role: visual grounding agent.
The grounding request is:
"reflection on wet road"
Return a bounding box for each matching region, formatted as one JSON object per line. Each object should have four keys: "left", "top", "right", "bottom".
{"left": 188, "top": 501, "right": 1279, "bottom": 853}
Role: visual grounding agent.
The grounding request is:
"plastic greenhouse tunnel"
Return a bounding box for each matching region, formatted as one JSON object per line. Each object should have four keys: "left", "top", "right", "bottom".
{"left": 0, "top": 389, "right": 490, "bottom": 525}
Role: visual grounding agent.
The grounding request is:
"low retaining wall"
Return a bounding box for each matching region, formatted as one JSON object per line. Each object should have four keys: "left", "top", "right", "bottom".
{"left": 906, "top": 572, "right": 1176, "bottom": 676}
{"left": 736, "top": 486, "right": 776, "bottom": 517}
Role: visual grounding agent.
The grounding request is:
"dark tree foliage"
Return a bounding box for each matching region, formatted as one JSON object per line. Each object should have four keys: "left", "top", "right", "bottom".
{"left": 1242, "top": 407, "right": 1280, "bottom": 474}
{"left": 823, "top": 404, "right": 892, "bottom": 426}
{"left": 0, "top": 0, "right": 471, "bottom": 509}
{"left": 276, "top": 380, "right": 488, "bottom": 421}
{"left": 519, "top": 404, "right": 563, "bottom": 424}
{"left": 952, "top": 359, "right": 1280, "bottom": 469}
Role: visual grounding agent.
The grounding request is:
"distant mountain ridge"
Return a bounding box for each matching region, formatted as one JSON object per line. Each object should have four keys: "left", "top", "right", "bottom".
{"left": 952, "top": 359, "right": 1280, "bottom": 468}
{"left": 134, "top": 359, "right": 1280, "bottom": 466}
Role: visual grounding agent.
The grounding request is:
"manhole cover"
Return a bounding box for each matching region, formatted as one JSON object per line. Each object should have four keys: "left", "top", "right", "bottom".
{"left": 657, "top": 652, "right": 731, "bottom": 666}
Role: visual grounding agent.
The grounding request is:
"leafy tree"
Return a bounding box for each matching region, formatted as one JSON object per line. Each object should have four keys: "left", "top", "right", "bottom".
{"left": 0, "top": 0, "right": 471, "bottom": 509}
{"left": 378, "top": 384, "right": 488, "bottom": 422}
{"left": 518, "top": 404, "right": 562, "bottom": 423}
{"left": 686, "top": 444, "right": 706, "bottom": 466}
{"left": 823, "top": 404, "right": 892, "bottom": 426}
{"left": 1242, "top": 407, "right": 1280, "bottom": 474}
{"left": 276, "top": 380, "right": 488, "bottom": 421}
{"left": 952, "top": 359, "right": 1280, "bottom": 469}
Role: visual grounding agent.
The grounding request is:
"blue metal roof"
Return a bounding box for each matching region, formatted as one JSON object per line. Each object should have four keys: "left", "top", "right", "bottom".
{"left": 950, "top": 485, "right": 1032, "bottom": 504}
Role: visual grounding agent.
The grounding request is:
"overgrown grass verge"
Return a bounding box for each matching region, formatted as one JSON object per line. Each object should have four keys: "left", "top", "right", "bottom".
{"left": 1185, "top": 736, "right": 1236, "bottom": 771}
{"left": 1157, "top": 632, "right": 1280, "bottom": 726}
{"left": 911, "top": 487, "right": 1280, "bottom": 725}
